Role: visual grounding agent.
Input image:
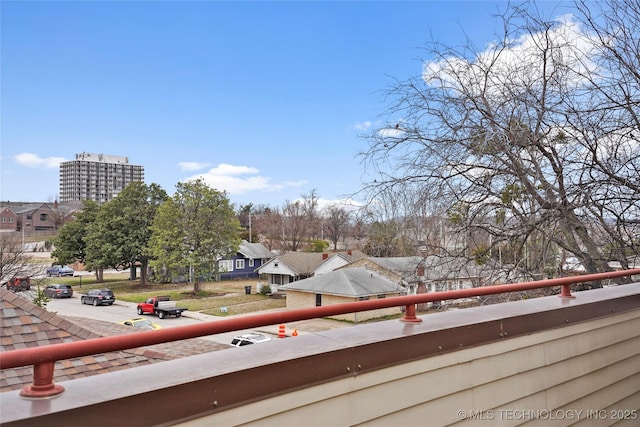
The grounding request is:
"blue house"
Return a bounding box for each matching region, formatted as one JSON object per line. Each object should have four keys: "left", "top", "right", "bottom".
{"left": 217, "top": 240, "right": 275, "bottom": 280}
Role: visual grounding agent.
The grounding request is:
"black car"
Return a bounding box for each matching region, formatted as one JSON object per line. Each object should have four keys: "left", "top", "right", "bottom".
{"left": 44, "top": 284, "right": 74, "bottom": 299}
{"left": 81, "top": 289, "right": 115, "bottom": 306}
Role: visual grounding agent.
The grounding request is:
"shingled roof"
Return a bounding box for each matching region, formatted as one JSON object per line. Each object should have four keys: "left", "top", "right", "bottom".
{"left": 269, "top": 250, "right": 367, "bottom": 276}
{"left": 238, "top": 240, "right": 274, "bottom": 260}
{"left": 279, "top": 268, "right": 406, "bottom": 297}
{"left": 0, "top": 288, "right": 229, "bottom": 392}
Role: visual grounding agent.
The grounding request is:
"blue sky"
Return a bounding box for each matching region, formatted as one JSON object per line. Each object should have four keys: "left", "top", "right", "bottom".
{"left": 1, "top": 1, "right": 568, "bottom": 209}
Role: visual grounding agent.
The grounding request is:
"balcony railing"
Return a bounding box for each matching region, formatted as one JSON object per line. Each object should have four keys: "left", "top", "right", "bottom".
{"left": 2, "top": 268, "right": 639, "bottom": 399}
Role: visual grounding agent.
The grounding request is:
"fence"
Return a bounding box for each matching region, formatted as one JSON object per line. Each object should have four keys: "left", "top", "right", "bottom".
{"left": 2, "top": 268, "right": 640, "bottom": 398}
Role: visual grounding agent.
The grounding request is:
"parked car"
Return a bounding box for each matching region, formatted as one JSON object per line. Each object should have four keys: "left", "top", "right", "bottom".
{"left": 2, "top": 277, "right": 31, "bottom": 292}
{"left": 80, "top": 289, "right": 115, "bottom": 306}
{"left": 231, "top": 333, "right": 272, "bottom": 347}
{"left": 119, "top": 318, "right": 162, "bottom": 330}
{"left": 44, "top": 284, "right": 74, "bottom": 299}
{"left": 46, "top": 265, "right": 75, "bottom": 277}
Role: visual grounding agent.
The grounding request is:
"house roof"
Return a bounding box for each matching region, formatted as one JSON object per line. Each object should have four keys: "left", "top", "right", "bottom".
{"left": 279, "top": 267, "right": 405, "bottom": 297}
{"left": 0, "top": 288, "right": 229, "bottom": 392}
{"left": 5, "top": 203, "right": 51, "bottom": 214}
{"left": 360, "top": 255, "right": 488, "bottom": 281}
{"left": 238, "top": 240, "right": 274, "bottom": 260}
{"left": 261, "top": 250, "right": 367, "bottom": 276}
{"left": 365, "top": 256, "right": 423, "bottom": 276}
{"left": 279, "top": 252, "right": 327, "bottom": 274}
{"left": 421, "top": 255, "right": 486, "bottom": 280}
{"left": 0, "top": 201, "right": 84, "bottom": 214}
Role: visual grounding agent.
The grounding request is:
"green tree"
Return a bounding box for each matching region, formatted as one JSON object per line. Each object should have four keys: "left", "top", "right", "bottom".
{"left": 84, "top": 182, "right": 168, "bottom": 285}
{"left": 147, "top": 179, "right": 241, "bottom": 293}
{"left": 51, "top": 200, "right": 100, "bottom": 270}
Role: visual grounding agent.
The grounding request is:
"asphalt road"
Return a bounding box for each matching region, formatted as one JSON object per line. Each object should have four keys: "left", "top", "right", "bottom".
{"left": 44, "top": 293, "right": 274, "bottom": 345}
{"left": 18, "top": 261, "right": 352, "bottom": 345}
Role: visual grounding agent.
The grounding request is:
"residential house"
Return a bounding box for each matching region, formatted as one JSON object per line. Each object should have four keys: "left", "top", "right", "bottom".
{"left": 340, "top": 255, "right": 513, "bottom": 310}
{"left": 0, "top": 201, "right": 82, "bottom": 234}
{"left": 340, "top": 256, "right": 425, "bottom": 293}
{"left": 55, "top": 202, "right": 83, "bottom": 225}
{"left": 257, "top": 250, "right": 367, "bottom": 292}
{"left": 279, "top": 267, "right": 406, "bottom": 322}
{"left": 217, "top": 240, "right": 275, "bottom": 281}
{"left": 16, "top": 203, "right": 57, "bottom": 232}
{"left": 0, "top": 288, "right": 228, "bottom": 392}
{"left": 343, "top": 255, "right": 506, "bottom": 293}
{"left": 1, "top": 203, "right": 64, "bottom": 251}
{"left": 0, "top": 207, "right": 17, "bottom": 232}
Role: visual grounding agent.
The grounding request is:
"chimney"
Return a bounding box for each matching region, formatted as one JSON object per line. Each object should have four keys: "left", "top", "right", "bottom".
{"left": 417, "top": 266, "right": 425, "bottom": 277}
{"left": 322, "top": 253, "right": 328, "bottom": 260}
{"left": 347, "top": 250, "right": 352, "bottom": 256}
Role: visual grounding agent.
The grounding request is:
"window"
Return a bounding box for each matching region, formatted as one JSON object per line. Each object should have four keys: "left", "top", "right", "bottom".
{"left": 358, "top": 296, "right": 370, "bottom": 301}
{"left": 249, "top": 259, "right": 255, "bottom": 267}
{"left": 235, "top": 259, "right": 245, "bottom": 270}
{"left": 40, "top": 213, "right": 47, "bottom": 221}
{"left": 218, "top": 260, "right": 233, "bottom": 272}
{"left": 315, "top": 294, "right": 322, "bottom": 307}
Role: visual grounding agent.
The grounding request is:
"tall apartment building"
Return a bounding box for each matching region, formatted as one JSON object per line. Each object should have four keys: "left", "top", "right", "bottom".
{"left": 59, "top": 152, "right": 144, "bottom": 203}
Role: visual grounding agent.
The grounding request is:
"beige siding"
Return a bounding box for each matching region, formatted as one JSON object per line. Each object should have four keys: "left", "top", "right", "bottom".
{"left": 183, "top": 309, "right": 640, "bottom": 426}
{"left": 285, "top": 290, "right": 402, "bottom": 322}
{"left": 284, "top": 289, "right": 316, "bottom": 308}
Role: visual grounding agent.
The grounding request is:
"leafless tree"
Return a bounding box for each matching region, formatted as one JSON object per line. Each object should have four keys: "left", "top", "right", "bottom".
{"left": 280, "top": 200, "right": 309, "bottom": 252}
{"left": 257, "top": 201, "right": 309, "bottom": 252}
{"left": 256, "top": 206, "right": 283, "bottom": 251}
{"left": 323, "top": 204, "right": 352, "bottom": 250}
{"left": 361, "top": 1, "right": 640, "bottom": 282}
{"left": 360, "top": 188, "right": 414, "bottom": 256}
{"left": 301, "top": 189, "right": 322, "bottom": 242}
{"left": 349, "top": 212, "right": 370, "bottom": 251}
{"left": 257, "top": 191, "right": 326, "bottom": 253}
{"left": 0, "top": 234, "right": 34, "bottom": 284}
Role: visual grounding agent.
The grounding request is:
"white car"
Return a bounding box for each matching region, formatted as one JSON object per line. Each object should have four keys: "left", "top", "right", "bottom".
{"left": 231, "top": 333, "right": 272, "bottom": 347}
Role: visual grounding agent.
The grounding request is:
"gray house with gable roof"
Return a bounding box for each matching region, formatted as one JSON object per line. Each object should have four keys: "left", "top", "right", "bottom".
{"left": 279, "top": 267, "right": 406, "bottom": 322}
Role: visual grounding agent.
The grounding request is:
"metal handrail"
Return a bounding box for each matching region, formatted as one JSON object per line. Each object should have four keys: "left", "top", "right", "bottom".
{"left": 2, "top": 268, "right": 640, "bottom": 397}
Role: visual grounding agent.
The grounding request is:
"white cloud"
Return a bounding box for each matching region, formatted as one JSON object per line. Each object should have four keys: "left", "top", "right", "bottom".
{"left": 184, "top": 163, "right": 306, "bottom": 195}
{"left": 178, "top": 161, "right": 211, "bottom": 172}
{"left": 423, "top": 15, "right": 599, "bottom": 98}
{"left": 14, "top": 153, "right": 65, "bottom": 169}
{"left": 206, "top": 164, "right": 259, "bottom": 176}
{"left": 355, "top": 121, "right": 372, "bottom": 131}
{"left": 319, "top": 197, "right": 364, "bottom": 211}
{"left": 378, "top": 128, "right": 405, "bottom": 138}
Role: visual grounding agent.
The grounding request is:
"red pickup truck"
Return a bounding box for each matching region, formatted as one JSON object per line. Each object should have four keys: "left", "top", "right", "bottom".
{"left": 3, "top": 277, "right": 31, "bottom": 292}
{"left": 136, "top": 296, "right": 188, "bottom": 319}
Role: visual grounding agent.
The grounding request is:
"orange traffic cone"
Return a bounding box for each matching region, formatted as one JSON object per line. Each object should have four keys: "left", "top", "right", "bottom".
{"left": 278, "top": 324, "right": 286, "bottom": 338}
{"left": 292, "top": 329, "right": 298, "bottom": 337}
